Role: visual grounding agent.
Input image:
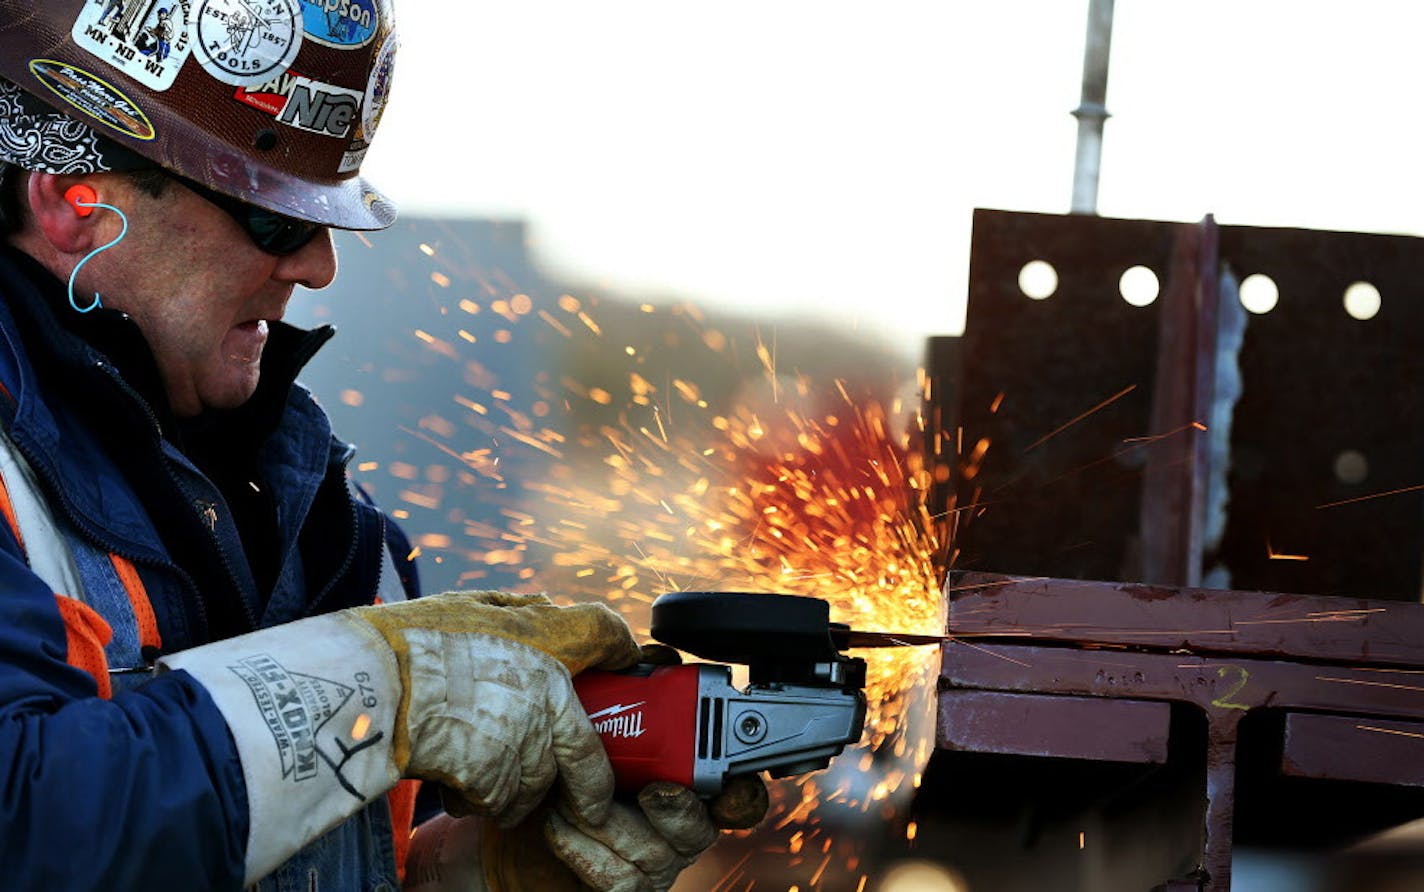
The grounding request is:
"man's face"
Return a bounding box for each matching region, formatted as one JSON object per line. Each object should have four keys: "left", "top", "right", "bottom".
{"left": 86, "top": 174, "right": 337, "bottom": 416}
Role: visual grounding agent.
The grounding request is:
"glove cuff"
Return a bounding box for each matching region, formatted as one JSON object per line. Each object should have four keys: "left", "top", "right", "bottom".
{"left": 159, "top": 612, "right": 403, "bottom": 885}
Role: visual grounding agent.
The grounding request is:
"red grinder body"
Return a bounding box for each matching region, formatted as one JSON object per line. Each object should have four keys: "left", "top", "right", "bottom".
{"left": 572, "top": 592, "right": 873, "bottom": 797}
{"left": 573, "top": 664, "right": 702, "bottom": 793}
{"left": 574, "top": 659, "right": 865, "bottom": 796}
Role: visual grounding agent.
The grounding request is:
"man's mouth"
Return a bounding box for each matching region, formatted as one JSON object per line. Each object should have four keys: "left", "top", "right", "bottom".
{"left": 225, "top": 319, "right": 269, "bottom": 363}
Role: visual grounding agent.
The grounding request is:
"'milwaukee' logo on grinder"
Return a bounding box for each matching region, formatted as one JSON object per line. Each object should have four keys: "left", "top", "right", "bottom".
{"left": 234, "top": 70, "right": 361, "bottom": 139}
{"left": 588, "top": 701, "right": 647, "bottom": 739}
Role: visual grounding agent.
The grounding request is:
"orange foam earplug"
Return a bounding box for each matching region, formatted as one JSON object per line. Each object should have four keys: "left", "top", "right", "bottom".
{"left": 64, "top": 184, "right": 98, "bottom": 218}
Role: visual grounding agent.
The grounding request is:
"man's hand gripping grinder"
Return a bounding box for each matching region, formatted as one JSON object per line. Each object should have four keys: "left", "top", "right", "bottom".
{"left": 572, "top": 591, "right": 900, "bottom": 795}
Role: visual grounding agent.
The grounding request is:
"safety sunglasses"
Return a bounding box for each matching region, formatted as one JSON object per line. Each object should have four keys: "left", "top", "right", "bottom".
{"left": 167, "top": 172, "right": 326, "bottom": 257}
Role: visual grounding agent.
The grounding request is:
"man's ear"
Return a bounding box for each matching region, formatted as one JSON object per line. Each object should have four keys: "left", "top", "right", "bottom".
{"left": 26, "top": 172, "right": 114, "bottom": 255}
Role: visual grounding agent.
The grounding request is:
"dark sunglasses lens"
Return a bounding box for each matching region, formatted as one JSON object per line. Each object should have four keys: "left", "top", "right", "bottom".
{"left": 243, "top": 209, "right": 322, "bottom": 255}
{"left": 172, "top": 172, "right": 322, "bottom": 256}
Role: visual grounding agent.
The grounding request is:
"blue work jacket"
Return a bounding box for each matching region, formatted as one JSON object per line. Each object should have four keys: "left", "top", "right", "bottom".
{"left": 0, "top": 248, "right": 418, "bottom": 890}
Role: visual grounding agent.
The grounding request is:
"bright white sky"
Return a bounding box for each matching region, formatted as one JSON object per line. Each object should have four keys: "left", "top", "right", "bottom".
{"left": 364, "top": 1, "right": 1424, "bottom": 357}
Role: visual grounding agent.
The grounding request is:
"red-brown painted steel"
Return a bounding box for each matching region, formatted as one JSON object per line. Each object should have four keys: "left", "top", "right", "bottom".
{"left": 941, "top": 570, "right": 1424, "bottom": 889}
{"left": 938, "top": 689, "right": 1171, "bottom": 764}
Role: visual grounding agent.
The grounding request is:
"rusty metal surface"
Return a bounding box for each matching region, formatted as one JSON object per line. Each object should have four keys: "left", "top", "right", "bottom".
{"left": 1215, "top": 225, "right": 1424, "bottom": 600}
{"left": 1282, "top": 713, "right": 1424, "bottom": 787}
{"left": 948, "top": 209, "right": 1424, "bottom": 599}
{"left": 937, "top": 689, "right": 1170, "bottom": 764}
{"left": 940, "top": 570, "right": 1424, "bottom": 890}
{"left": 954, "top": 210, "right": 1172, "bottom": 583}
{"left": 949, "top": 572, "right": 1424, "bottom": 666}
{"left": 1139, "top": 217, "right": 1218, "bottom": 587}
{"left": 928, "top": 210, "right": 1424, "bottom": 890}
{"left": 942, "top": 637, "right": 1424, "bottom": 723}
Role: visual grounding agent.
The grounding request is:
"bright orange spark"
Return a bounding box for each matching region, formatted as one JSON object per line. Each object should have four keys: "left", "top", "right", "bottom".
{"left": 1024, "top": 384, "right": 1137, "bottom": 452}
{"left": 1357, "top": 724, "right": 1424, "bottom": 740}
{"left": 1266, "top": 540, "right": 1310, "bottom": 562}
{"left": 1120, "top": 420, "right": 1208, "bottom": 444}
{"left": 1316, "top": 482, "right": 1424, "bottom": 510}
{"left": 1318, "top": 677, "right": 1424, "bottom": 694}
{"left": 350, "top": 713, "right": 371, "bottom": 741}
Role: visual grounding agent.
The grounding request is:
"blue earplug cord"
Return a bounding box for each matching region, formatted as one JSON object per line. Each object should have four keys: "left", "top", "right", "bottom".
{"left": 67, "top": 199, "right": 129, "bottom": 314}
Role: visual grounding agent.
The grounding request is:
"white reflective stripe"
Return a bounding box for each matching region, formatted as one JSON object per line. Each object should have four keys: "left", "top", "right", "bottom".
{"left": 349, "top": 475, "right": 408, "bottom": 605}
{"left": 378, "top": 534, "right": 406, "bottom": 604}
{"left": 0, "top": 427, "right": 85, "bottom": 602}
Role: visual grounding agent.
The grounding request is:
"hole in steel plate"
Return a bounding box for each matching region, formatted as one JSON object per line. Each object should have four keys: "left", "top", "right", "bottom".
{"left": 1343, "top": 281, "right": 1381, "bottom": 321}
{"left": 1119, "top": 265, "right": 1160, "bottom": 307}
{"left": 1239, "top": 274, "right": 1279, "bottom": 314}
{"left": 1018, "top": 260, "right": 1058, "bottom": 300}
{"left": 1333, "top": 449, "right": 1369, "bottom": 485}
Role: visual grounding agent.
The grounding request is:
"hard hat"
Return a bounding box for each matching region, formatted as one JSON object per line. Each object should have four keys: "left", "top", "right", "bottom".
{"left": 0, "top": 0, "right": 397, "bottom": 230}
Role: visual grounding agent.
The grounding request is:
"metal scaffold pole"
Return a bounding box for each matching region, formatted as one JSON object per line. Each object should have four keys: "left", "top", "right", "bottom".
{"left": 1071, "top": 0, "right": 1115, "bottom": 215}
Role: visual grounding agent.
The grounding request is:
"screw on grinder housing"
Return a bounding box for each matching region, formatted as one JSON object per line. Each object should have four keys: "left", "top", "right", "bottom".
{"left": 573, "top": 591, "right": 869, "bottom": 796}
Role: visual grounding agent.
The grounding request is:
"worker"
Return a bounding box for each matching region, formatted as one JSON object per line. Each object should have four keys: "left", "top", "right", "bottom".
{"left": 0, "top": 2, "right": 764, "bottom": 889}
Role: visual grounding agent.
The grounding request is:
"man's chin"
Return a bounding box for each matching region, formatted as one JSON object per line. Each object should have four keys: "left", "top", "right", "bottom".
{"left": 190, "top": 367, "right": 262, "bottom": 415}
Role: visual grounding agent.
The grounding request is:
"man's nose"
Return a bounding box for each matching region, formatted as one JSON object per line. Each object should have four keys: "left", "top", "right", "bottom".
{"left": 274, "top": 228, "right": 338, "bottom": 290}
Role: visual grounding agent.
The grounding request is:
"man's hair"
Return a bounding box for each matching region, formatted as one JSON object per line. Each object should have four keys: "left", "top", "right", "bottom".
{"left": 0, "top": 162, "right": 169, "bottom": 236}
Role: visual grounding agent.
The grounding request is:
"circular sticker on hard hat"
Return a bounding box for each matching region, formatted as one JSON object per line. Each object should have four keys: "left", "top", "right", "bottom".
{"left": 193, "top": 0, "right": 303, "bottom": 88}
{"left": 299, "top": 0, "right": 378, "bottom": 49}
{"left": 71, "top": 0, "right": 195, "bottom": 92}
{"left": 338, "top": 28, "right": 395, "bottom": 173}
{"left": 362, "top": 29, "right": 396, "bottom": 135}
{"left": 28, "top": 59, "right": 156, "bottom": 141}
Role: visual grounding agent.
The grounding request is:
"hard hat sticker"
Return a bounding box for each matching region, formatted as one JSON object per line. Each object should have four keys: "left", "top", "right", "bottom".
{"left": 234, "top": 71, "right": 362, "bottom": 140}
{"left": 194, "top": 0, "right": 303, "bottom": 88}
{"left": 338, "top": 28, "right": 394, "bottom": 173}
{"left": 71, "top": 0, "right": 195, "bottom": 92}
{"left": 28, "top": 59, "right": 156, "bottom": 142}
{"left": 298, "top": 0, "right": 378, "bottom": 49}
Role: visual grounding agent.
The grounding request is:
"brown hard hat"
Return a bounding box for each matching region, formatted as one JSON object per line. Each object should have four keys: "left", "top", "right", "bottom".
{"left": 0, "top": 0, "right": 398, "bottom": 230}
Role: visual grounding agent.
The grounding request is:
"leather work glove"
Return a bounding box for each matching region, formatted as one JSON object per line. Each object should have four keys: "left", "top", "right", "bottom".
{"left": 542, "top": 779, "right": 768, "bottom": 891}
{"left": 404, "top": 776, "right": 769, "bottom": 892}
{"left": 403, "top": 642, "right": 770, "bottom": 892}
{"left": 628, "top": 644, "right": 769, "bottom": 830}
{"left": 159, "top": 591, "right": 639, "bottom": 886}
